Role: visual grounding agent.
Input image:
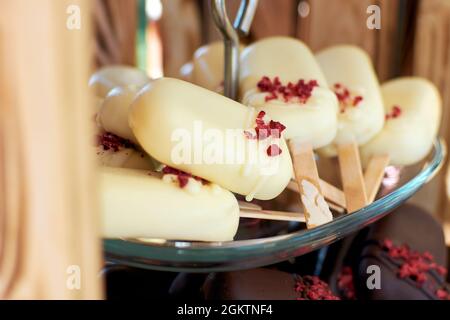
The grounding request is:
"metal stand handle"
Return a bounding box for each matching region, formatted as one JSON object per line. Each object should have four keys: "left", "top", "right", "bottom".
{"left": 211, "top": 0, "right": 258, "bottom": 100}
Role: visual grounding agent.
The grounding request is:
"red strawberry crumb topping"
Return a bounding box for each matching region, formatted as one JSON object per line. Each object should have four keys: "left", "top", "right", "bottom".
{"left": 98, "top": 132, "right": 136, "bottom": 152}
{"left": 250, "top": 111, "right": 287, "bottom": 140}
{"left": 385, "top": 105, "right": 402, "bottom": 120}
{"left": 333, "top": 83, "right": 364, "bottom": 113}
{"left": 337, "top": 266, "right": 356, "bottom": 300}
{"left": 267, "top": 144, "right": 282, "bottom": 157}
{"left": 381, "top": 238, "right": 449, "bottom": 299}
{"left": 436, "top": 288, "right": 450, "bottom": 300}
{"left": 257, "top": 76, "right": 318, "bottom": 104}
{"left": 244, "top": 111, "right": 286, "bottom": 157}
{"left": 294, "top": 275, "right": 340, "bottom": 300}
{"left": 161, "top": 166, "right": 209, "bottom": 188}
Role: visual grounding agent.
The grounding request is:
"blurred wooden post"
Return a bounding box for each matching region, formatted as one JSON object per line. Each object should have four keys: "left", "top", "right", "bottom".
{"left": 412, "top": 0, "right": 450, "bottom": 227}
{"left": 0, "top": 0, "right": 103, "bottom": 299}
{"left": 160, "top": 0, "right": 202, "bottom": 76}
{"left": 94, "top": 0, "right": 138, "bottom": 67}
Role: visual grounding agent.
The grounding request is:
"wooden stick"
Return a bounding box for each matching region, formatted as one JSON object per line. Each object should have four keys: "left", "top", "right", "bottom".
{"left": 287, "top": 179, "right": 346, "bottom": 209}
{"left": 240, "top": 209, "right": 306, "bottom": 223}
{"left": 238, "top": 201, "right": 262, "bottom": 211}
{"left": 338, "top": 142, "right": 368, "bottom": 212}
{"left": 327, "top": 202, "right": 345, "bottom": 214}
{"left": 288, "top": 140, "right": 333, "bottom": 228}
{"left": 364, "top": 154, "right": 390, "bottom": 203}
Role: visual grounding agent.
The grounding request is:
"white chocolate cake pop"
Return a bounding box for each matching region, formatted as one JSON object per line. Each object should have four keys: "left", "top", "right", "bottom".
{"left": 191, "top": 41, "right": 225, "bottom": 92}
{"left": 240, "top": 37, "right": 338, "bottom": 148}
{"left": 316, "top": 45, "right": 385, "bottom": 156}
{"left": 360, "top": 77, "right": 441, "bottom": 167}
{"left": 98, "top": 86, "right": 139, "bottom": 144}
{"left": 100, "top": 167, "right": 240, "bottom": 241}
{"left": 129, "top": 78, "right": 293, "bottom": 201}
{"left": 239, "top": 37, "right": 338, "bottom": 227}
{"left": 89, "top": 65, "right": 150, "bottom": 99}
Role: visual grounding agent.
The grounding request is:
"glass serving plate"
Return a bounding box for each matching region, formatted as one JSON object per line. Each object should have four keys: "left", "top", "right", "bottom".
{"left": 104, "top": 139, "right": 446, "bottom": 272}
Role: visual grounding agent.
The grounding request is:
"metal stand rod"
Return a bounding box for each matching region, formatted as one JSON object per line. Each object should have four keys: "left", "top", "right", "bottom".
{"left": 211, "top": 0, "right": 258, "bottom": 100}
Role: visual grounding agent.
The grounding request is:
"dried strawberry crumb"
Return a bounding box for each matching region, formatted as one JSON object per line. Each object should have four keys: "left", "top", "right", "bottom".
{"left": 385, "top": 105, "right": 402, "bottom": 120}
{"left": 436, "top": 265, "right": 448, "bottom": 276}
{"left": 294, "top": 275, "right": 339, "bottom": 300}
{"left": 353, "top": 96, "right": 364, "bottom": 106}
{"left": 422, "top": 251, "right": 434, "bottom": 261}
{"left": 383, "top": 238, "right": 393, "bottom": 250}
{"left": 333, "top": 83, "right": 364, "bottom": 112}
{"left": 267, "top": 144, "right": 282, "bottom": 157}
{"left": 256, "top": 76, "right": 318, "bottom": 104}
{"left": 244, "top": 109, "right": 286, "bottom": 143}
{"left": 268, "top": 120, "right": 286, "bottom": 138}
{"left": 98, "top": 132, "right": 135, "bottom": 152}
{"left": 436, "top": 288, "right": 450, "bottom": 300}
{"left": 243, "top": 130, "right": 257, "bottom": 139}
{"left": 381, "top": 238, "right": 449, "bottom": 297}
{"left": 162, "top": 166, "right": 209, "bottom": 188}
{"left": 256, "top": 110, "right": 266, "bottom": 119}
{"left": 244, "top": 109, "right": 286, "bottom": 157}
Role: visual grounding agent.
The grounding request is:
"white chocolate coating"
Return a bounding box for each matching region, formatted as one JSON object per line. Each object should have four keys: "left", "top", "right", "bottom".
{"left": 95, "top": 145, "right": 156, "bottom": 170}
{"left": 129, "top": 78, "right": 293, "bottom": 200}
{"left": 181, "top": 42, "right": 244, "bottom": 92}
{"left": 89, "top": 65, "right": 150, "bottom": 99}
{"left": 360, "top": 77, "right": 441, "bottom": 166}
{"left": 100, "top": 167, "right": 240, "bottom": 241}
{"left": 179, "top": 62, "right": 194, "bottom": 82}
{"left": 316, "top": 45, "right": 385, "bottom": 156}
{"left": 98, "top": 87, "right": 138, "bottom": 144}
{"left": 192, "top": 41, "right": 224, "bottom": 92}
{"left": 240, "top": 37, "right": 338, "bottom": 147}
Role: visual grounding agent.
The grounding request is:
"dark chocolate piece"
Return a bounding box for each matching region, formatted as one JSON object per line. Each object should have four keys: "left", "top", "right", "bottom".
{"left": 354, "top": 204, "right": 448, "bottom": 300}
{"left": 203, "top": 268, "right": 338, "bottom": 300}
{"left": 204, "top": 269, "right": 298, "bottom": 300}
